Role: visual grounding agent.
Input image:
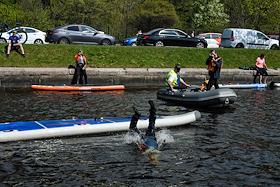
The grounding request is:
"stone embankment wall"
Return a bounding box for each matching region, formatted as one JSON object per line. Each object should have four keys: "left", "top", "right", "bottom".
{"left": 0, "top": 67, "right": 279, "bottom": 87}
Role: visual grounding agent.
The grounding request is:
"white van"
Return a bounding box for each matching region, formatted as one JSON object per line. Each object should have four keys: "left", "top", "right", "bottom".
{"left": 221, "top": 28, "right": 279, "bottom": 49}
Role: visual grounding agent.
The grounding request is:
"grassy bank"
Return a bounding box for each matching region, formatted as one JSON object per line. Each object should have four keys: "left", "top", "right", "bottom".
{"left": 0, "top": 44, "right": 279, "bottom": 68}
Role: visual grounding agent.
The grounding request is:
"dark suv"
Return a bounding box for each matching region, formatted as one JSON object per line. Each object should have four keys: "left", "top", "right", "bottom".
{"left": 137, "top": 28, "right": 207, "bottom": 48}
{"left": 45, "top": 24, "right": 115, "bottom": 45}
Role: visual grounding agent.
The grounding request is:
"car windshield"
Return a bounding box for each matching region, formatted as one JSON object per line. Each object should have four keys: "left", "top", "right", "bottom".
{"left": 8, "top": 28, "right": 25, "bottom": 34}
{"left": 222, "top": 30, "right": 233, "bottom": 39}
{"left": 145, "top": 28, "right": 163, "bottom": 35}
{"left": 175, "top": 30, "right": 188, "bottom": 37}
{"left": 257, "top": 33, "right": 268, "bottom": 40}
{"left": 81, "top": 26, "right": 97, "bottom": 33}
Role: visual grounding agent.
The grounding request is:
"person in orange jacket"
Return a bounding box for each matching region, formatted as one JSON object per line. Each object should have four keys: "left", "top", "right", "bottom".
{"left": 71, "top": 50, "right": 88, "bottom": 85}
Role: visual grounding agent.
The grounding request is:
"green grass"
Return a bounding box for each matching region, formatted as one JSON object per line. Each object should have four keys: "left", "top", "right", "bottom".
{"left": 0, "top": 44, "right": 279, "bottom": 68}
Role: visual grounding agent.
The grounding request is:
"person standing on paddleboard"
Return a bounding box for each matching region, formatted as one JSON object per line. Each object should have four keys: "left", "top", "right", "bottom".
{"left": 71, "top": 50, "right": 88, "bottom": 85}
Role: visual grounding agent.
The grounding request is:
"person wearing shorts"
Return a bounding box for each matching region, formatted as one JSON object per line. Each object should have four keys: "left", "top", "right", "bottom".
{"left": 255, "top": 54, "right": 268, "bottom": 84}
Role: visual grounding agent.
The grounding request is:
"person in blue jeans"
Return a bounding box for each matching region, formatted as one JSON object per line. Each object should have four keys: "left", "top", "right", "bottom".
{"left": 129, "top": 100, "right": 160, "bottom": 164}
{"left": 6, "top": 31, "right": 25, "bottom": 57}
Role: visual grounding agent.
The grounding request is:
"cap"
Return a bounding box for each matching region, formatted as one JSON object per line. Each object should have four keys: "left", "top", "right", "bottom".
{"left": 204, "top": 80, "right": 209, "bottom": 84}
{"left": 78, "top": 50, "right": 83, "bottom": 54}
{"left": 174, "top": 64, "right": 181, "bottom": 70}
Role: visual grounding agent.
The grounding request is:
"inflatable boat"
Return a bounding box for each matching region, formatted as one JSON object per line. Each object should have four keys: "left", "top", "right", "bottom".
{"left": 218, "top": 82, "right": 280, "bottom": 89}
{"left": 0, "top": 111, "right": 201, "bottom": 142}
{"left": 157, "top": 88, "right": 237, "bottom": 107}
{"left": 31, "top": 84, "right": 125, "bottom": 91}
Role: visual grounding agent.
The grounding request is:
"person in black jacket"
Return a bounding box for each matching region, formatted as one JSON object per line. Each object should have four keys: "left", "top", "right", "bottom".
{"left": 206, "top": 50, "right": 223, "bottom": 90}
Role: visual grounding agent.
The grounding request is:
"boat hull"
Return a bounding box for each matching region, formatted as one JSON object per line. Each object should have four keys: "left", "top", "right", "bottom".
{"left": 0, "top": 111, "right": 201, "bottom": 142}
{"left": 157, "top": 88, "right": 237, "bottom": 107}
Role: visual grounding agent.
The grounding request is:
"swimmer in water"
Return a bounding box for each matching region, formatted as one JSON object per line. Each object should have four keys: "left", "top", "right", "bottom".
{"left": 129, "top": 100, "right": 160, "bottom": 164}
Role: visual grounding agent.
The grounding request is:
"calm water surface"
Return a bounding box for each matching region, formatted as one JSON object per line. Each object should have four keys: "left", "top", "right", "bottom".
{"left": 0, "top": 87, "right": 280, "bottom": 186}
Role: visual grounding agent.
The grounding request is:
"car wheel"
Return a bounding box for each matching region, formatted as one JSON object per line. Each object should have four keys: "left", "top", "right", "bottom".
{"left": 196, "top": 42, "right": 205, "bottom": 48}
{"left": 34, "top": 39, "right": 43, "bottom": 44}
{"left": 101, "top": 39, "right": 111, "bottom": 45}
{"left": 270, "top": 44, "right": 279, "bottom": 50}
{"left": 0, "top": 37, "right": 7, "bottom": 44}
{"left": 235, "top": 43, "right": 244, "bottom": 48}
{"left": 58, "top": 38, "right": 70, "bottom": 44}
{"left": 155, "top": 41, "right": 164, "bottom": 47}
{"left": 131, "top": 42, "right": 137, "bottom": 46}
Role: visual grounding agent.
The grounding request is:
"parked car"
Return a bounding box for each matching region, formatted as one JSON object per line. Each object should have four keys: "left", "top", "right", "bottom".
{"left": 221, "top": 28, "right": 279, "bottom": 49}
{"left": 122, "top": 36, "right": 137, "bottom": 46}
{"left": 45, "top": 24, "right": 115, "bottom": 45}
{"left": 197, "top": 33, "right": 221, "bottom": 48}
{"left": 137, "top": 28, "right": 207, "bottom": 48}
{"left": 1, "top": 26, "right": 47, "bottom": 44}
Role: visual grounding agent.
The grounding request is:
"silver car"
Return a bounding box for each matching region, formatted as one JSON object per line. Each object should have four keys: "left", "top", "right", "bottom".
{"left": 45, "top": 24, "right": 115, "bottom": 45}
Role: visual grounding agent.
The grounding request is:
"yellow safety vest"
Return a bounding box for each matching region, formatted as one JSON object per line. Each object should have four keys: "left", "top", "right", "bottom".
{"left": 165, "top": 70, "right": 179, "bottom": 87}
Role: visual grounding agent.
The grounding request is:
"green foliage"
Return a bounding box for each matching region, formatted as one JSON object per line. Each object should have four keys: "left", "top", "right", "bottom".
{"left": 192, "top": 0, "right": 229, "bottom": 32}
{"left": 169, "top": 0, "right": 194, "bottom": 32}
{"left": 129, "top": 0, "right": 179, "bottom": 32}
{"left": 224, "top": 0, "right": 280, "bottom": 33}
{"left": 1, "top": 0, "right": 280, "bottom": 40}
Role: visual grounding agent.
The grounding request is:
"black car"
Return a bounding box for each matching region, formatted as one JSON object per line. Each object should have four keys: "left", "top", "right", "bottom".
{"left": 137, "top": 28, "right": 207, "bottom": 48}
{"left": 45, "top": 24, "right": 115, "bottom": 45}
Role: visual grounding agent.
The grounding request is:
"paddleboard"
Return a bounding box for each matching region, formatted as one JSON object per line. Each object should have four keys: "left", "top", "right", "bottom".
{"left": 31, "top": 84, "right": 125, "bottom": 91}
{"left": 218, "top": 82, "right": 280, "bottom": 89}
{"left": 0, "top": 111, "right": 201, "bottom": 142}
{"left": 218, "top": 83, "right": 267, "bottom": 89}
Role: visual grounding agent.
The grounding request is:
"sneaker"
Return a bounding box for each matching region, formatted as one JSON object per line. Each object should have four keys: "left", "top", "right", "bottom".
{"left": 6, "top": 54, "right": 9, "bottom": 58}
{"left": 21, "top": 54, "right": 25, "bottom": 57}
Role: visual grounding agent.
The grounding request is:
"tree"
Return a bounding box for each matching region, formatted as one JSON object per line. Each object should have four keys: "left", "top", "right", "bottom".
{"left": 192, "top": 0, "right": 229, "bottom": 32}
{"left": 224, "top": 0, "right": 280, "bottom": 33}
{"left": 129, "top": 0, "right": 179, "bottom": 32}
{"left": 169, "top": 0, "right": 195, "bottom": 32}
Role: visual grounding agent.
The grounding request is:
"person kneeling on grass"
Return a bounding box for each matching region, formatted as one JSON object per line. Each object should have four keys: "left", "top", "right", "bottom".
{"left": 129, "top": 100, "right": 160, "bottom": 164}
{"left": 6, "top": 31, "right": 25, "bottom": 58}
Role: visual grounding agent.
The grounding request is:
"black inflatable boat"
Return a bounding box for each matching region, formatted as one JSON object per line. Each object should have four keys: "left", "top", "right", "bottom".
{"left": 157, "top": 88, "right": 237, "bottom": 107}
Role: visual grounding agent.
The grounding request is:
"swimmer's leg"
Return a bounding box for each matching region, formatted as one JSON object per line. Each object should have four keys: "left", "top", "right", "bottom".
{"left": 145, "top": 100, "right": 156, "bottom": 137}
{"left": 129, "top": 107, "right": 141, "bottom": 134}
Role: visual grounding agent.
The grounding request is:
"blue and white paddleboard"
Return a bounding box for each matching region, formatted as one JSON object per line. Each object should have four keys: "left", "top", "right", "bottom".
{"left": 218, "top": 83, "right": 268, "bottom": 89}
{"left": 0, "top": 111, "right": 201, "bottom": 142}
{"left": 218, "top": 82, "right": 280, "bottom": 89}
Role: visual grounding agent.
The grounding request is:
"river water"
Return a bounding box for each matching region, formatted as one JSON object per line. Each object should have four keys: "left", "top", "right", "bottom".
{"left": 0, "top": 87, "right": 279, "bottom": 186}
